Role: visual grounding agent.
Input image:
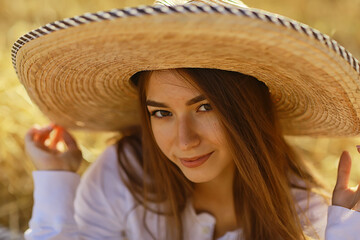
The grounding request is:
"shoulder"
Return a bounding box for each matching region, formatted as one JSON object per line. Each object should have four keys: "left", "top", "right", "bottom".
{"left": 78, "top": 142, "right": 141, "bottom": 200}
{"left": 75, "top": 142, "right": 142, "bottom": 211}
{"left": 73, "top": 144, "right": 139, "bottom": 236}
{"left": 292, "top": 185, "right": 330, "bottom": 239}
{"left": 80, "top": 144, "right": 120, "bottom": 189}
{"left": 292, "top": 187, "right": 329, "bottom": 216}
{"left": 290, "top": 175, "right": 330, "bottom": 212}
{"left": 74, "top": 143, "right": 143, "bottom": 231}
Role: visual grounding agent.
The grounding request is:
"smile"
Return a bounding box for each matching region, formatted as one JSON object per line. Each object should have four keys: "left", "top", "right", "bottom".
{"left": 178, "top": 151, "right": 214, "bottom": 168}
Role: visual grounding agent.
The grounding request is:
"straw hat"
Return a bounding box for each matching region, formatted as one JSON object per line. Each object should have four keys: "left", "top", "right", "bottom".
{"left": 11, "top": 0, "right": 360, "bottom": 136}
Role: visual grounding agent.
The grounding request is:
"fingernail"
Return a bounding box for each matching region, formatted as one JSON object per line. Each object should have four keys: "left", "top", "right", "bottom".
{"left": 356, "top": 145, "right": 360, "bottom": 153}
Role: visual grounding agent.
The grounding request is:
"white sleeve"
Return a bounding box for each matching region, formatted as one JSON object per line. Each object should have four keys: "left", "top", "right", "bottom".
{"left": 25, "top": 145, "right": 131, "bottom": 240}
{"left": 73, "top": 145, "right": 130, "bottom": 239}
{"left": 293, "top": 189, "right": 329, "bottom": 239}
{"left": 24, "top": 171, "right": 81, "bottom": 240}
{"left": 325, "top": 205, "right": 360, "bottom": 240}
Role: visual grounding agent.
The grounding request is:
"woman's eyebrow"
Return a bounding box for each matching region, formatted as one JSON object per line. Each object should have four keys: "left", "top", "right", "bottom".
{"left": 146, "top": 95, "right": 206, "bottom": 107}
{"left": 146, "top": 100, "right": 168, "bottom": 108}
{"left": 186, "top": 95, "right": 206, "bottom": 106}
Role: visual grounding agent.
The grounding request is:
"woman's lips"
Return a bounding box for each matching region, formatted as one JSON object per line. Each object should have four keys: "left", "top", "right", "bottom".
{"left": 179, "top": 151, "right": 214, "bottom": 168}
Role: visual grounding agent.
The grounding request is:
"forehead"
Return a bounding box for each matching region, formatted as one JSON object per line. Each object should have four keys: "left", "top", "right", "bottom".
{"left": 147, "top": 70, "right": 200, "bottom": 96}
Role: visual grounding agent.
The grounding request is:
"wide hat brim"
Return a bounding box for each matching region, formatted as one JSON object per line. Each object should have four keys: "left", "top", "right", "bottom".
{"left": 12, "top": 3, "right": 360, "bottom": 136}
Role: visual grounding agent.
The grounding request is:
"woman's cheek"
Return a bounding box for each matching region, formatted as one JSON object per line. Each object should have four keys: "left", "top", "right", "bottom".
{"left": 152, "top": 121, "right": 173, "bottom": 158}
{"left": 202, "top": 115, "right": 226, "bottom": 144}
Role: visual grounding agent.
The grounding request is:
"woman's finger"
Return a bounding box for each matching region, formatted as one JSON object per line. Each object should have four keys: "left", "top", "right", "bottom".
{"left": 48, "top": 127, "right": 63, "bottom": 150}
{"left": 24, "top": 127, "right": 50, "bottom": 154}
{"left": 61, "top": 129, "right": 79, "bottom": 151}
{"left": 335, "top": 151, "right": 352, "bottom": 191}
{"left": 35, "top": 126, "right": 53, "bottom": 145}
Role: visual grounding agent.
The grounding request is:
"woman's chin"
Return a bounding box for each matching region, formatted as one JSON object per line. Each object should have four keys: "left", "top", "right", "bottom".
{"left": 181, "top": 169, "right": 214, "bottom": 183}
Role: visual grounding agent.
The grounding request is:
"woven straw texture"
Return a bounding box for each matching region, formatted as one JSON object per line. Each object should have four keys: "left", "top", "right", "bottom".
{"left": 13, "top": 3, "right": 360, "bottom": 136}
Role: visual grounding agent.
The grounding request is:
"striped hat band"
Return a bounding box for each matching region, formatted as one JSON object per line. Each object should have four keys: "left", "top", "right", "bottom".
{"left": 12, "top": 0, "right": 360, "bottom": 136}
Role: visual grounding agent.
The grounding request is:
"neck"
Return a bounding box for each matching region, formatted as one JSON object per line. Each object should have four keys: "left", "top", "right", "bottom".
{"left": 193, "top": 161, "right": 235, "bottom": 209}
{"left": 192, "top": 162, "right": 238, "bottom": 238}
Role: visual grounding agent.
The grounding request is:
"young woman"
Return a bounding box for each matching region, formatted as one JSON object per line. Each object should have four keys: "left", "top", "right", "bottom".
{"left": 13, "top": 0, "right": 360, "bottom": 240}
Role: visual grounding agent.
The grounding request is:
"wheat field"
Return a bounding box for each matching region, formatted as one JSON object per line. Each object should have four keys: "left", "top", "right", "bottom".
{"left": 0, "top": 0, "right": 359, "bottom": 235}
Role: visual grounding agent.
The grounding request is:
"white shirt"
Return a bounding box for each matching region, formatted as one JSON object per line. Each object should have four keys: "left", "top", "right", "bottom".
{"left": 25, "top": 145, "right": 360, "bottom": 240}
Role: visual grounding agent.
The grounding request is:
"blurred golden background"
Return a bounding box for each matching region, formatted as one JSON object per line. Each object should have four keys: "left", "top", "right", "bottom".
{"left": 1, "top": 0, "right": 359, "bottom": 236}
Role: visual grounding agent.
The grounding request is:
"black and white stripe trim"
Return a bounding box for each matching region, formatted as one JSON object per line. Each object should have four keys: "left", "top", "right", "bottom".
{"left": 11, "top": 3, "right": 360, "bottom": 75}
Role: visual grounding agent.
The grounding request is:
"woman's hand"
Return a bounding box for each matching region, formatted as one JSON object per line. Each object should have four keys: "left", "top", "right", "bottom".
{"left": 25, "top": 124, "right": 83, "bottom": 172}
{"left": 332, "top": 149, "right": 360, "bottom": 211}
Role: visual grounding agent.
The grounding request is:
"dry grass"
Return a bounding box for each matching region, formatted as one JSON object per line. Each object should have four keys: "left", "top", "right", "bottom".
{"left": 0, "top": 0, "right": 359, "bottom": 234}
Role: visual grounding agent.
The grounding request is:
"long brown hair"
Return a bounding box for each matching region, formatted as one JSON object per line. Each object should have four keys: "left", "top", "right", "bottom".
{"left": 117, "top": 68, "right": 325, "bottom": 240}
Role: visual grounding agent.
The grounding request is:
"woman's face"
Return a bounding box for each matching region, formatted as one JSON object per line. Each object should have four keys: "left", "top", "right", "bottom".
{"left": 146, "top": 70, "right": 234, "bottom": 183}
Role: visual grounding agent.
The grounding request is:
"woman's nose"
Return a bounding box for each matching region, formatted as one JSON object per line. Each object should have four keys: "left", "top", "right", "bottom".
{"left": 177, "top": 116, "right": 200, "bottom": 150}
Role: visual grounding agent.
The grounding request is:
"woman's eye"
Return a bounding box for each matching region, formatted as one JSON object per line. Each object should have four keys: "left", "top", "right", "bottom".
{"left": 151, "top": 110, "right": 172, "bottom": 118}
{"left": 198, "top": 103, "right": 212, "bottom": 112}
